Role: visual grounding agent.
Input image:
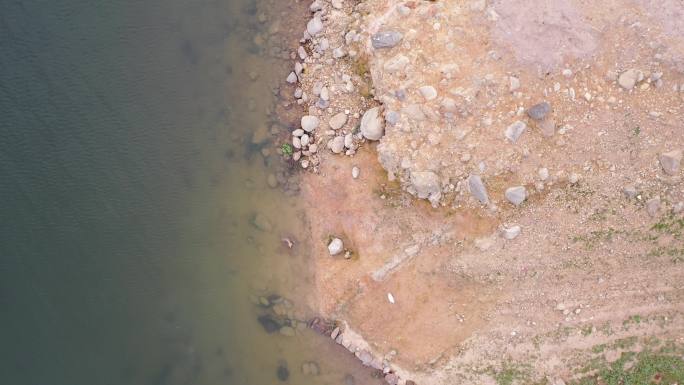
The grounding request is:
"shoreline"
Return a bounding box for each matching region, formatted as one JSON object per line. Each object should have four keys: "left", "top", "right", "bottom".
{"left": 276, "top": 0, "right": 684, "bottom": 384}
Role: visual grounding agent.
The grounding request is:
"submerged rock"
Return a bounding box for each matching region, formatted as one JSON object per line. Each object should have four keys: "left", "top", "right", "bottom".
{"left": 258, "top": 314, "right": 281, "bottom": 333}
{"left": 276, "top": 363, "right": 289, "bottom": 381}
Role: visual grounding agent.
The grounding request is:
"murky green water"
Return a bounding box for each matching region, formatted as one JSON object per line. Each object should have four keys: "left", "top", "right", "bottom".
{"left": 0, "top": 1, "right": 376, "bottom": 384}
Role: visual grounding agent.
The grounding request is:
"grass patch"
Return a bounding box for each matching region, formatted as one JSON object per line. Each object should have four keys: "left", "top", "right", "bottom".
{"left": 574, "top": 351, "right": 684, "bottom": 385}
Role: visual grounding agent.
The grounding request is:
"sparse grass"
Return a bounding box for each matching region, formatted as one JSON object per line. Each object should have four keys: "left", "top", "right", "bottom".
{"left": 491, "top": 363, "right": 530, "bottom": 385}
{"left": 574, "top": 351, "right": 684, "bottom": 385}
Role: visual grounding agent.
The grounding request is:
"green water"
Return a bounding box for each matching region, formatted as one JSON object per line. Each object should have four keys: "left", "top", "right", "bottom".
{"left": 0, "top": 1, "right": 375, "bottom": 384}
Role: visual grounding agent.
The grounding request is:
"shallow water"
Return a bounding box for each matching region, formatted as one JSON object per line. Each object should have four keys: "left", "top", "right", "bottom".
{"left": 0, "top": 1, "right": 378, "bottom": 384}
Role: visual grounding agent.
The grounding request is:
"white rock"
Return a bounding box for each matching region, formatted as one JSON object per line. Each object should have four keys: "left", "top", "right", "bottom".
{"left": 419, "top": 85, "right": 438, "bottom": 101}
{"left": 307, "top": 16, "right": 323, "bottom": 36}
{"left": 505, "top": 120, "right": 527, "bottom": 143}
{"left": 502, "top": 225, "right": 521, "bottom": 240}
{"left": 562, "top": 69, "right": 573, "bottom": 78}
{"left": 300, "top": 134, "right": 310, "bottom": 146}
{"left": 352, "top": 166, "right": 360, "bottom": 179}
{"left": 297, "top": 46, "right": 307, "bottom": 59}
{"left": 328, "top": 238, "right": 344, "bottom": 256}
{"left": 286, "top": 72, "right": 297, "bottom": 83}
{"left": 569, "top": 173, "right": 580, "bottom": 184}
{"left": 301, "top": 115, "right": 319, "bottom": 132}
{"left": 320, "top": 86, "right": 329, "bottom": 101}
{"left": 328, "top": 136, "right": 345, "bottom": 154}
{"left": 387, "top": 293, "right": 395, "bottom": 304}
{"left": 659, "top": 150, "right": 682, "bottom": 175}
{"left": 292, "top": 136, "right": 302, "bottom": 149}
{"left": 410, "top": 171, "right": 441, "bottom": 205}
{"left": 292, "top": 128, "right": 304, "bottom": 137}
{"left": 329, "top": 112, "right": 347, "bottom": 130}
{"left": 309, "top": 0, "right": 322, "bottom": 12}
{"left": 332, "top": 47, "right": 346, "bottom": 58}
{"left": 360, "top": 107, "right": 384, "bottom": 140}
{"left": 505, "top": 186, "right": 527, "bottom": 206}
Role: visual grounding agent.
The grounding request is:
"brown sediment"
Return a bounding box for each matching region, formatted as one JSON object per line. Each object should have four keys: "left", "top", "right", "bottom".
{"left": 280, "top": 0, "right": 684, "bottom": 384}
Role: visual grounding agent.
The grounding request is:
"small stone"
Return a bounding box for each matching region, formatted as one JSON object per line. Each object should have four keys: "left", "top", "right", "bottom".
{"left": 527, "top": 102, "right": 551, "bottom": 120}
{"left": 672, "top": 202, "right": 684, "bottom": 214}
{"left": 468, "top": 174, "right": 489, "bottom": 204}
{"left": 292, "top": 136, "right": 302, "bottom": 149}
{"left": 505, "top": 186, "right": 527, "bottom": 206}
{"left": 505, "top": 120, "right": 527, "bottom": 143}
{"left": 360, "top": 107, "right": 384, "bottom": 140}
{"left": 292, "top": 128, "right": 304, "bottom": 137}
{"left": 618, "top": 69, "right": 640, "bottom": 90}
{"left": 286, "top": 72, "right": 297, "bottom": 83}
{"left": 509, "top": 76, "right": 520, "bottom": 92}
{"left": 562, "top": 68, "right": 573, "bottom": 78}
{"left": 320, "top": 86, "right": 329, "bottom": 101}
{"left": 371, "top": 31, "right": 403, "bottom": 49}
{"left": 659, "top": 150, "right": 682, "bottom": 175}
{"left": 333, "top": 47, "right": 346, "bottom": 58}
{"left": 352, "top": 166, "right": 360, "bottom": 179}
{"left": 538, "top": 168, "right": 549, "bottom": 181}
{"left": 279, "top": 326, "right": 295, "bottom": 337}
{"left": 309, "top": 0, "right": 322, "bottom": 12}
{"left": 307, "top": 16, "right": 323, "bottom": 36}
{"left": 328, "top": 136, "right": 345, "bottom": 154}
{"left": 419, "top": 85, "right": 438, "bottom": 100}
{"left": 297, "top": 46, "right": 307, "bottom": 60}
{"left": 300, "top": 134, "right": 310, "bottom": 146}
{"left": 502, "top": 225, "right": 521, "bottom": 240}
{"left": 646, "top": 197, "right": 661, "bottom": 217}
{"left": 301, "top": 115, "right": 319, "bottom": 132}
{"left": 569, "top": 173, "right": 580, "bottom": 184}
{"left": 328, "top": 238, "right": 344, "bottom": 256}
{"left": 329, "top": 112, "right": 348, "bottom": 130}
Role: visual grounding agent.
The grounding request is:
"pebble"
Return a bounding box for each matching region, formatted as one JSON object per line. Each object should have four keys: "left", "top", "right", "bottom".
{"left": 292, "top": 136, "right": 302, "bottom": 149}
{"left": 286, "top": 72, "right": 297, "bottom": 83}
{"left": 468, "top": 174, "right": 489, "bottom": 204}
{"left": 646, "top": 197, "right": 661, "bottom": 217}
{"left": 333, "top": 47, "right": 346, "bottom": 58}
{"left": 292, "top": 128, "right": 304, "bottom": 137}
{"left": 505, "top": 120, "right": 527, "bottom": 143}
{"left": 352, "top": 166, "right": 360, "bottom": 179}
{"left": 298, "top": 46, "right": 307, "bottom": 60}
{"left": 320, "top": 86, "right": 329, "bottom": 101}
{"left": 309, "top": 0, "right": 322, "bottom": 12}
{"left": 419, "top": 85, "right": 437, "bottom": 100}
{"left": 505, "top": 186, "right": 527, "bottom": 206}
{"left": 371, "top": 31, "right": 403, "bottom": 49}
{"left": 527, "top": 102, "right": 551, "bottom": 120}
{"left": 328, "top": 136, "right": 345, "bottom": 154}
{"left": 301, "top": 115, "right": 319, "bottom": 132}
{"left": 329, "top": 112, "right": 348, "bottom": 129}
{"left": 618, "top": 69, "right": 641, "bottom": 90}
{"left": 300, "top": 134, "right": 310, "bottom": 146}
{"left": 623, "top": 185, "right": 637, "bottom": 199}
{"left": 659, "top": 149, "right": 682, "bottom": 175}
{"left": 307, "top": 16, "right": 324, "bottom": 36}
{"left": 328, "top": 238, "right": 344, "bottom": 256}
{"left": 568, "top": 173, "right": 580, "bottom": 184}
{"left": 562, "top": 68, "right": 573, "bottom": 78}
{"left": 360, "top": 107, "right": 384, "bottom": 140}
{"left": 502, "top": 225, "right": 522, "bottom": 240}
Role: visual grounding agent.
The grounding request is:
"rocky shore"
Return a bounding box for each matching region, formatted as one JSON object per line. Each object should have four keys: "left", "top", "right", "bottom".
{"left": 266, "top": 0, "right": 684, "bottom": 384}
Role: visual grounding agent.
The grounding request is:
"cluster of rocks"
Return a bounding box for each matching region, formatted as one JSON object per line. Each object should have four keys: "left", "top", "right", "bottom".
{"left": 279, "top": 0, "right": 391, "bottom": 171}
{"left": 310, "top": 320, "right": 412, "bottom": 385}
{"left": 250, "top": 293, "right": 304, "bottom": 337}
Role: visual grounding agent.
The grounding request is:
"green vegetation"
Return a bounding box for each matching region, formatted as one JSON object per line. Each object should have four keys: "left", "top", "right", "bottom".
{"left": 280, "top": 143, "right": 293, "bottom": 156}
{"left": 574, "top": 351, "right": 684, "bottom": 385}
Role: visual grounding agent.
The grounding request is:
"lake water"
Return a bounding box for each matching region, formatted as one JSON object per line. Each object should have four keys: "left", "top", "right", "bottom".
{"left": 0, "top": 0, "right": 378, "bottom": 384}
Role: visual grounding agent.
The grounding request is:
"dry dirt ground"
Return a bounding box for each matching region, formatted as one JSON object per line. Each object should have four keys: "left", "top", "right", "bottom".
{"left": 275, "top": 0, "right": 684, "bottom": 384}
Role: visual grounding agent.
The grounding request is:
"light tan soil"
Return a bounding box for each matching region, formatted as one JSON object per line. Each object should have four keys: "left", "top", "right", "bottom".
{"left": 280, "top": 0, "right": 684, "bottom": 384}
